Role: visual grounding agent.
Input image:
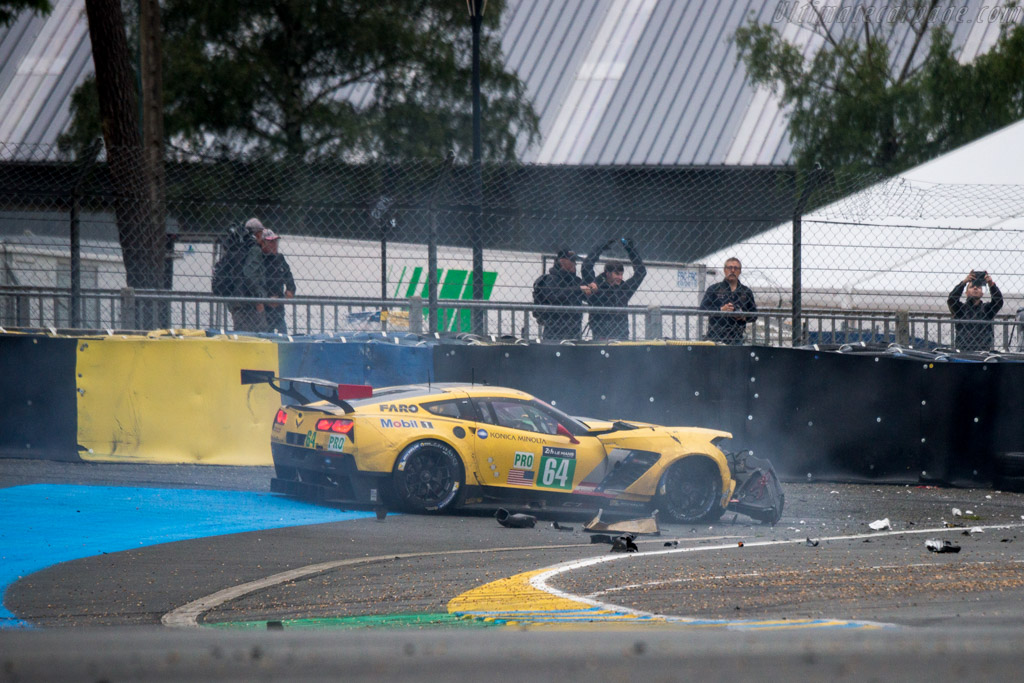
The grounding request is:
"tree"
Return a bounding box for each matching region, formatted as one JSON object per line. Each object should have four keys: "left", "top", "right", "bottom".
{"left": 0, "top": 0, "right": 49, "bottom": 26}
{"left": 62, "top": 0, "right": 539, "bottom": 163}
{"left": 85, "top": 0, "right": 165, "bottom": 301}
{"left": 734, "top": 0, "right": 1024, "bottom": 175}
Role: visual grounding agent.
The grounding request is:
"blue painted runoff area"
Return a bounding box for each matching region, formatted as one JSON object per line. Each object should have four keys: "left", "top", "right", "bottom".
{"left": 0, "top": 484, "right": 374, "bottom": 629}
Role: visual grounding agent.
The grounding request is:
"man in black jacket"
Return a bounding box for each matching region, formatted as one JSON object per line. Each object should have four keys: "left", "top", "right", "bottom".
{"left": 948, "top": 271, "right": 1003, "bottom": 352}
{"left": 533, "top": 248, "right": 596, "bottom": 341}
{"left": 581, "top": 238, "right": 647, "bottom": 340}
{"left": 259, "top": 228, "right": 296, "bottom": 334}
{"left": 700, "top": 257, "right": 757, "bottom": 345}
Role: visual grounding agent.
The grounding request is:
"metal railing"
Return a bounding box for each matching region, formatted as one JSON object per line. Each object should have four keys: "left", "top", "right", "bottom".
{"left": 2, "top": 285, "right": 1023, "bottom": 353}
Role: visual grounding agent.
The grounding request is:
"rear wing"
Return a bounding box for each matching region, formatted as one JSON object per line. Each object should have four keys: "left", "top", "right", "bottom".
{"left": 240, "top": 369, "right": 372, "bottom": 413}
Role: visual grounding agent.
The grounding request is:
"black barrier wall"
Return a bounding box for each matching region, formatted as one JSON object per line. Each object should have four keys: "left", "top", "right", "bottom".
{"left": 433, "top": 344, "right": 1024, "bottom": 486}
{"left": 0, "top": 335, "right": 79, "bottom": 461}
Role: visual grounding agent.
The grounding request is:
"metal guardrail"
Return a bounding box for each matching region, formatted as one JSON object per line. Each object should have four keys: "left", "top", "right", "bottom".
{"left": 2, "top": 285, "right": 1022, "bottom": 352}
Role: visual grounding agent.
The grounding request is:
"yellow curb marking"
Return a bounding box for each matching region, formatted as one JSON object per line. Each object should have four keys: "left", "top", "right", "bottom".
{"left": 449, "top": 522, "right": 1024, "bottom": 629}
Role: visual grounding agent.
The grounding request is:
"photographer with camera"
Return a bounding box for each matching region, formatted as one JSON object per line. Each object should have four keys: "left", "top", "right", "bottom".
{"left": 581, "top": 237, "right": 647, "bottom": 340}
{"left": 948, "top": 270, "right": 1003, "bottom": 352}
{"left": 701, "top": 257, "right": 757, "bottom": 345}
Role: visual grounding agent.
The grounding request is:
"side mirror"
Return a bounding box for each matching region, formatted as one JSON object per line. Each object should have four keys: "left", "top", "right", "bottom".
{"left": 556, "top": 423, "right": 580, "bottom": 445}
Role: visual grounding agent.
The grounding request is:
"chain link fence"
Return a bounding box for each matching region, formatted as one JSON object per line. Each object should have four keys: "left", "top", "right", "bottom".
{"left": 1, "top": 143, "right": 1022, "bottom": 351}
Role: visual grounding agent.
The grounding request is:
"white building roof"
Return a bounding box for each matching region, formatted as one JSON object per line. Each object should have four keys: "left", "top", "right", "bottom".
{"left": 701, "top": 118, "right": 1024, "bottom": 313}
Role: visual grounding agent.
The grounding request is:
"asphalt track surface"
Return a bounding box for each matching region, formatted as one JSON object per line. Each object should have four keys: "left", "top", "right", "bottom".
{"left": 3, "top": 460, "right": 1024, "bottom": 682}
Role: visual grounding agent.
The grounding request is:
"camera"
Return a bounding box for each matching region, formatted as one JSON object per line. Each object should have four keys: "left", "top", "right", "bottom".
{"left": 971, "top": 270, "right": 987, "bottom": 286}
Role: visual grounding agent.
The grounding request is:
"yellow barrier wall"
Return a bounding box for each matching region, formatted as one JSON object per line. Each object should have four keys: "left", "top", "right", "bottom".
{"left": 76, "top": 336, "right": 280, "bottom": 465}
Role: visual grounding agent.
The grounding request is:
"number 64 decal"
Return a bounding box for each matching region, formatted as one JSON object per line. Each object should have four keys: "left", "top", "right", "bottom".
{"left": 538, "top": 454, "right": 575, "bottom": 490}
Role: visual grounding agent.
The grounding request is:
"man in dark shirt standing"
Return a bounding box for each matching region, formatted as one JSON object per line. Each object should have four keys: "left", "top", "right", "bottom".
{"left": 700, "top": 257, "right": 757, "bottom": 345}
{"left": 533, "top": 248, "right": 596, "bottom": 341}
{"left": 948, "top": 270, "right": 1002, "bottom": 352}
{"left": 581, "top": 238, "right": 647, "bottom": 340}
{"left": 259, "top": 228, "right": 296, "bottom": 334}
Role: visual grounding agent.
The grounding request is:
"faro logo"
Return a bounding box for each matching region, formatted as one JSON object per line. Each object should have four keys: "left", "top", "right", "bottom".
{"left": 381, "top": 404, "right": 418, "bottom": 413}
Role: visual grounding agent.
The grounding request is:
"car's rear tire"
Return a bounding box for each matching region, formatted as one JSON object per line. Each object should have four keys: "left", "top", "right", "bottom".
{"left": 390, "top": 440, "right": 466, "bottom": 513}
{"left": 657, "top": 457, "right": 725, "bottom": 524}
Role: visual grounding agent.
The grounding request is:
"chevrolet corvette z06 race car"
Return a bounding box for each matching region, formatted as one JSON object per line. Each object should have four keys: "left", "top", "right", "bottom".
{"left": 241, "top": 370, "right": 784, "bottom": 524}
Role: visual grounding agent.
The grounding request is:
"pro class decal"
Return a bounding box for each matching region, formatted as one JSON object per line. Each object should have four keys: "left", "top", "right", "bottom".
{"left": 512, "top": 451, "right": 535, "bottom": 468}
{"left": 327, "top": 435, "right": 347, "bottom": 452}
{"left": 507, "top": 451, "right": 536, "bottom": 487}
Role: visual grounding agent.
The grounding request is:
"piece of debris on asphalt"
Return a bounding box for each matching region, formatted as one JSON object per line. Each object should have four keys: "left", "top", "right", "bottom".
{"left": 737, "top": 541, "right": 744, "bottom": 547}
{"left": 590, "top": 534, "right": 614, "bottom": 544}
{"left": 610, "top": 534, "right": 639, "bottom": 553}
{"left": 926, "top": 539, "right": 961, "bottom": 553}
{"left": 551, "top": 521, "right": 574, "bottom": 532}
{"left": 583, "top": 508, "right": 660, "bottom": 536}
{"left": 663, "top": 540, "right": 679, "bottom": 547}
{"left": 868, "top": 518, "right": 891, "bottom": 530}
{"left": 952, "top": 507, "right": 962, "bottom": 517}
{"left": 806, "top": 538, "right": 819, "bottom": 547}
{"left": 962, "top": 527, "right": 984, "bottom": 536}
{"left": 495, "top": 508, "right": 536, "bottom": 528}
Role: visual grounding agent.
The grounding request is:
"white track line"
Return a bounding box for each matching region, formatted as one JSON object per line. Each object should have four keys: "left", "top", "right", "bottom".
{"left": 162, "top": 543, "right": 584, "bottom": 628}
{"left": 527, "top": 523, "right": 1024, "bottom": 627}
{"left": 163, "top": 522, "right": 1024, "bottom": 628}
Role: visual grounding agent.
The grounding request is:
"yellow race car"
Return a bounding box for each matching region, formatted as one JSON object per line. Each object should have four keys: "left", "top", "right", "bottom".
{"left": 241, "top": 370, "right": 784, "bottom": 524}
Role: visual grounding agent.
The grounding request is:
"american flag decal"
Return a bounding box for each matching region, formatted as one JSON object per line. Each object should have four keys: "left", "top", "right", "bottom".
{"left": 507, "top": 468, "right": 535, "bottom": 486}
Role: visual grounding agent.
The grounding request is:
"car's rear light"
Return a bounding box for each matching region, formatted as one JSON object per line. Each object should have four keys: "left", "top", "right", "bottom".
{"left": 274, "top": 410, "right": 287, "bottom": 425}
{"left": 316, "top": 418, "right": 354, "bottom": 434}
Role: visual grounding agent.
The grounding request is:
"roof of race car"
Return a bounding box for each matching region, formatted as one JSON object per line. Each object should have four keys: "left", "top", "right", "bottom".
{"left": 343, "top": 383, "right": 532, "bottom": 408}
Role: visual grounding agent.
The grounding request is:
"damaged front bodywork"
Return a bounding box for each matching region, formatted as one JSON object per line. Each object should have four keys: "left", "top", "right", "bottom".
{"left": 725, "top": 450, "right": 785, "bottom": 524}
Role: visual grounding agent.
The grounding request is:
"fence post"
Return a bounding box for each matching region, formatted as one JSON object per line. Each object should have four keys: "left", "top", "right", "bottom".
{"left": 409, "top": 296, "right": 423, "bottom": 335}
{"left": 645, "top": 305, "right": 662, "bottom": 340}
{"left": 427, "top": 152, "right": 455, "bottom": 334}
{"left": 896, "top": 310, "right": 910, "bottom": 345}
{"left": 120, "top": 287, "right": 136, "bottom": 330}
{"left": 68, "top": 141, "right": 102, "bottom": 329}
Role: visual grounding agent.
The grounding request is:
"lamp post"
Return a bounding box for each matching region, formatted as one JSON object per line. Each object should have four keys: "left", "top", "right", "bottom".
{"left": 467, "top": 0, "right": 486, "bottom": 335}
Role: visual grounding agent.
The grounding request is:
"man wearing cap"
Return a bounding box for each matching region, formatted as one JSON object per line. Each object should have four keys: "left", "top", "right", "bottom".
{"left": 581, "top": 237, "right": 647, "bottom": 340}
{"left": 259, "top": 228, "right": 296, "bottom": 334}
{"left": 532, "top": 247, "right": 596, "bottom": 340}
{"left": 226, "top": 217, "right": 269, "bottom": 332}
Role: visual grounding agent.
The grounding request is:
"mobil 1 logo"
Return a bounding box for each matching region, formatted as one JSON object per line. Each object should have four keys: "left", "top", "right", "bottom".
{"left": 538, "top": 446, "right": 576, "bottom": 490}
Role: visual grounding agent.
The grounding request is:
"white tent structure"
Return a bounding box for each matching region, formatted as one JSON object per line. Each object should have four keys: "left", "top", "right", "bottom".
{"left": 702, "top": 119, "right": 1024, "bottom": 318}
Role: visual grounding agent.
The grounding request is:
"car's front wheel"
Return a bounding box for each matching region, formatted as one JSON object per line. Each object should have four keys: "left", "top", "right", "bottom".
{"left": 657, "top": 457, "right": 725, "bottom": 524}
{"left": 389, "top": 440, "right": 466, "bottom": 513}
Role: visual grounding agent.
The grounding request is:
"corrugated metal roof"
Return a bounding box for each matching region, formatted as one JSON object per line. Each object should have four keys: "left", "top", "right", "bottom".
{"left": 506, "top": 0, "right": 1024, "bottom": 165}
{"left": 0, "top": 0, "right": 1020, "bottom": 165}
{"left": 0, "top": 0, "right": 92, "bottom": 155}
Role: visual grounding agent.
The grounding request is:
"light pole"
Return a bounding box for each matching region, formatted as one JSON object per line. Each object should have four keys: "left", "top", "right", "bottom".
{"left": 467, "top": 0, "right": 486, "bottom": 335}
